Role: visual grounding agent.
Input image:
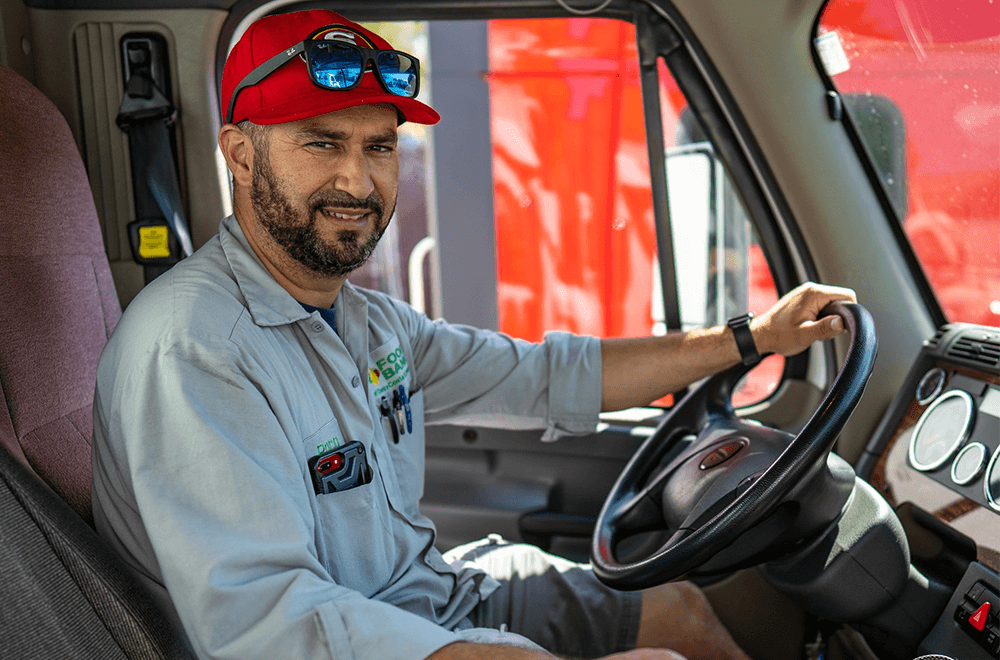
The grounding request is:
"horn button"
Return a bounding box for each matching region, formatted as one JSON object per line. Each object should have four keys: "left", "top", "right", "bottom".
{"left": 699, "top": 438, "right": 748, "bottom": 470}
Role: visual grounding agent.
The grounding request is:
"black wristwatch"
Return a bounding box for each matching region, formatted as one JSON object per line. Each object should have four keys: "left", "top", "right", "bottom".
{"left": 727, "top": 313, "right": 761, "bottom": 367}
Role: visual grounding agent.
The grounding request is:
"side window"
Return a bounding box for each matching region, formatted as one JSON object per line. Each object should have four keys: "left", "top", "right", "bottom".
{"left": 656, "top": 68, "right": 784, "bottom": 407}
{"left": 356, "top": 17, "right": 785, "bottom": 408}
{"left": 487, "top": 18, "right": 783, "bottom": 407}
{"left": 817, "top": 1, "right": 999, "bottom": 326}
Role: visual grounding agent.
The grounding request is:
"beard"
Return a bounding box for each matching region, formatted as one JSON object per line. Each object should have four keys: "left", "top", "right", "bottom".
{"left": 249, "top": 153, "right": 394, "bottom": 278}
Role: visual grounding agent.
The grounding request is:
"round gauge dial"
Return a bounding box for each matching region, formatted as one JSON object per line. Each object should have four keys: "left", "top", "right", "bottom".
{"left": 916, "top": 367, "right": 947, "bottom": 406}
{"left": 908, "top": 389, "right": 975, "bottom": 472}
{"left": 986, "top": 446, "right": 1000, "bottom": 512}
{"left": 951, "top": 443, "right": 987, "bottom": 486}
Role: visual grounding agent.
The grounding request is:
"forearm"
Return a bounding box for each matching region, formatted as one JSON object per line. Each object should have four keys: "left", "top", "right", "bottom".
{"left": 599, "top": 324, "right": 747, "bottom": 411}
{"left": 599, "top": 282, "right": 857, "bottom": 411}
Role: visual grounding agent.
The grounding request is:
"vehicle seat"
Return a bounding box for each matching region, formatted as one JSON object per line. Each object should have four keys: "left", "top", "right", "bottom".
{"left": 0, "top": 64, "right": 194, "bottom": 659}
{"left": 0, "top": 66, "right": 120, "bottom": 525}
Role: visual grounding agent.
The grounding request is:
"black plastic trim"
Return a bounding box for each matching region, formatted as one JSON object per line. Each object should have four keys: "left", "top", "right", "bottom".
{"left": 635, "top": 3, "right": 683, "bottom": 332}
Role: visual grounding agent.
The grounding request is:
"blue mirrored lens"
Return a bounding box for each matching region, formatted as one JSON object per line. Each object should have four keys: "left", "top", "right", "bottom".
{"left": 377, "top": 52, "right": 418, "bottom": 97}
{"left": 310, "top": 43, "right": 363, "bottom": 89}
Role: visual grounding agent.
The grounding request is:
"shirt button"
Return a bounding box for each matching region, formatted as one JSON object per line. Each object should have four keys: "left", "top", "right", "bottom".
{"left": 351, "top": 375, "right": 361, "bottom": 387}
{"left": 312, "top": 322, "right": 324, "bottom": 332}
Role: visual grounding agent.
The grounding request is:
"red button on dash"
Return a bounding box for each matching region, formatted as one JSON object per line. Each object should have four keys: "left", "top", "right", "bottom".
{"left": 969, "top": 601, "right": 990, "bottom": 632}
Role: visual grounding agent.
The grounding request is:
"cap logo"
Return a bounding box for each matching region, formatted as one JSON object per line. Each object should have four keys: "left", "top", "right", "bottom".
{"left": 312, "top": 24, "right": 376, "bottom": 49}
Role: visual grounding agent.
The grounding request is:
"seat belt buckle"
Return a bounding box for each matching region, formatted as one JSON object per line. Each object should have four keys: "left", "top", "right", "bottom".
{"left": 127, "top": 218, "right": 182, "bottom": 265}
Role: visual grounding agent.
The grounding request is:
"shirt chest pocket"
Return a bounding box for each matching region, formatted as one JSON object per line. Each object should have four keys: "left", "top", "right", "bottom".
{"left": 385, "top": 388, "right": 425, "bottom": 515}
{"left": 368, "top": 336, "right": 424, "bottom": 517}
{"left": 302, "top": 419, "right": 393, "bottom": 594}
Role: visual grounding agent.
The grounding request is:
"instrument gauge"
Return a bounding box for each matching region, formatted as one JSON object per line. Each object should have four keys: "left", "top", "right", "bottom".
{"left": 915, "top": 367, "right": 947, "bottom": 406}
{"left": 987, "top": 445, "right": 1000, "bottom": 512}
{"left": 908, "top": 389, "right": 975, "bottom": 472}
{"left": 951, "top": 443, "right": 987, "bottom": 486}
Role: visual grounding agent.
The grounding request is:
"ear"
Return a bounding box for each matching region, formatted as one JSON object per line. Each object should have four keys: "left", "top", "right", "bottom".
{"left": 218, "top": 124, "right": 256, "bottom": 188}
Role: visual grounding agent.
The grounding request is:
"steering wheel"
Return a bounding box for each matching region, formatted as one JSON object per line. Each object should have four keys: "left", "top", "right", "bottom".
{"left": 591, "top": 302, "right": 877, "bottom": 590}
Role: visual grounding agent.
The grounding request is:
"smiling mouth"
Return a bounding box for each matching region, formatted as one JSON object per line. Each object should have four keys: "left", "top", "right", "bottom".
{"left": 319, "top": 208, "right": 370, "bottom": 222}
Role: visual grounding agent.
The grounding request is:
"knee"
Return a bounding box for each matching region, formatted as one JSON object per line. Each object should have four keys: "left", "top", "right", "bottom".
{"left": 673, "top": 581, "right": 715, "bottom": 625}
{"left": 638, "top": 582, "right": 750, "bottom": 660}
{"left": 638, "top": 581, "right": 720, "bottom": 644}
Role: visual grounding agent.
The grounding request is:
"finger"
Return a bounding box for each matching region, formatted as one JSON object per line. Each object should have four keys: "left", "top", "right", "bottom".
{"left": 815, "top": 284, "right": 858, "bottom": 305}
{"left": 808, "top": 290, "right": 857, "bottom": 318}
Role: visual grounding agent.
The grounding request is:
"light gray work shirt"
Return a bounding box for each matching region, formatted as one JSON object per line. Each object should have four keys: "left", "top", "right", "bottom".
{"left": 91, "top": 215, "right": 603, "bottom": 660}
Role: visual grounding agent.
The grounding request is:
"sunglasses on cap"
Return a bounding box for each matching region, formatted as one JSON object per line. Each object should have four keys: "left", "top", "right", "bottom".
{"left": 225, "top": 24, "right": 421, "bottom": 124}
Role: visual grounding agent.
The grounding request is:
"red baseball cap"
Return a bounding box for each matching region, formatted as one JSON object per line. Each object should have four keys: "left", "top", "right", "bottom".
{"left": 221, "top": 9, "right": 440, "bottom": 126}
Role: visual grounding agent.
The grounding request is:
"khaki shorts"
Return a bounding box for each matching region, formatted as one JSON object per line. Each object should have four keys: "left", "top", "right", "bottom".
{"left": 445, "top": 535, "right": 642, "bottom": 658}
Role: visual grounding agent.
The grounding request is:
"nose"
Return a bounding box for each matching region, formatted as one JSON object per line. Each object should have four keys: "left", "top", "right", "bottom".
{"left": 332, "top": 148, "right": 375, "bottom": 200}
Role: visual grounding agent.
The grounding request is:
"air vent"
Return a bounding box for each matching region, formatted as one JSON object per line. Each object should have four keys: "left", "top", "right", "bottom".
{"left": 948, "top": 334, "right": 1000, "bottom": 367}
{"left": 924, "top": 328, "right": 946, "bottom": 349}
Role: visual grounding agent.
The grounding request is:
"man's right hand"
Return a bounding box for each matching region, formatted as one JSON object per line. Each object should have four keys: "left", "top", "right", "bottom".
{"left": 428, "top": 642, "right": 687, "bottom": 660}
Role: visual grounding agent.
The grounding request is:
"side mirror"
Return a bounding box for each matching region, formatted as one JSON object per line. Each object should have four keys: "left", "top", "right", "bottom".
{"left": 653, "top": 142, "right": 752, "bottom": 333}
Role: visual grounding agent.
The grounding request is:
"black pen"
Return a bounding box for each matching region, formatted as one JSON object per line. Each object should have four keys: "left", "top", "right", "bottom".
{"left": 392, "top": 390, "right": 406, "bottom": 436}
{"left": 379, "top": 395, "right": 399, "bottom": 444}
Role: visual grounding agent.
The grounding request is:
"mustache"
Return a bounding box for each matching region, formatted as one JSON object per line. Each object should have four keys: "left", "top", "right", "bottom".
{"left": 310, "top": 191, "right": 385, "bottom": 219}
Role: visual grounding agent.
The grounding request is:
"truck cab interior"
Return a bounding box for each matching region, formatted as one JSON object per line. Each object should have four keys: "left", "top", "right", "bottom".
{"left": 0, "top": 0, "right": 997, "bottom": 659}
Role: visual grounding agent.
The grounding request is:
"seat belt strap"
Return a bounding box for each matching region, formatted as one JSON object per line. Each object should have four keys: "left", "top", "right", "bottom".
{"left": 116, "top": 50, "right": 192, "bottom": 283}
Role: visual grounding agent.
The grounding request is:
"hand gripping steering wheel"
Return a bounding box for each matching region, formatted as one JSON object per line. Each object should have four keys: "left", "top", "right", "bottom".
{"left": 591, "top": 302, "right": 877, "bottom": 590}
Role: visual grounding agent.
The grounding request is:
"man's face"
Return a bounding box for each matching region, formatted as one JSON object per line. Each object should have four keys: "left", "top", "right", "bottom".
{"left": 248, "top": 104, "right": 400, "bottom": 278}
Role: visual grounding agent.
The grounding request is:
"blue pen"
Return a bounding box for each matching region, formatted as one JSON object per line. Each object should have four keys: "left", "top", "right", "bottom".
{"left": 398, "top": 385, "right": 413, "bottom": 433}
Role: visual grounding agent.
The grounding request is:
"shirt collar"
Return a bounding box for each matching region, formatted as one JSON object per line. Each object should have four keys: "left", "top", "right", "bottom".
{"left": 219, "top": 214, "right": 370, "bottom": 328}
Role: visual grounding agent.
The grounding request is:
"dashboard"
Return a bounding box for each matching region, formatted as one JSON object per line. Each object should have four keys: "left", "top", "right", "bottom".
{"left": 856, "top": 323, "right": 1000, "bottom": 657}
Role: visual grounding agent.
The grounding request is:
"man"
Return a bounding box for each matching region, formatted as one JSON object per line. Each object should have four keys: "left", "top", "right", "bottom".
{"left": 91, "top": 9, "right": 856, "bottom": 660}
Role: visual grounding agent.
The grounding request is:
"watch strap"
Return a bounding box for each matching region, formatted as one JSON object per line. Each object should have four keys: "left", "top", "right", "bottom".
{"left": 727, "top": 313, "right": 761, "bottom": 366}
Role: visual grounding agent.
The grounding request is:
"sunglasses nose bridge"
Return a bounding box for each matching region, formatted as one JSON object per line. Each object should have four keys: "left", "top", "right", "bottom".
{"left": 307, "top": 42, "right": 417, "bottom": 98}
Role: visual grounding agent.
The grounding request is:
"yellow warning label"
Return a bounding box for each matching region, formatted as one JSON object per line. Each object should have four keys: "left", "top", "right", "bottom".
{"left": 138, "top": 226, "right": 171, "bottom": 259}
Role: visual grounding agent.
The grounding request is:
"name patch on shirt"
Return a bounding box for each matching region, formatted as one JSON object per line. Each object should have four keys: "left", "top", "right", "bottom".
{"left": 368, "top": 336, "right": 411, "bottom": 398}
{"left": 305, "top": 417, "right": 346, "bottom": 458}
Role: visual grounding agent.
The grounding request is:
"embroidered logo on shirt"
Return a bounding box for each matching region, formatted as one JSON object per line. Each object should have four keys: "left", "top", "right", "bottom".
{"left": 316, "top": 435, "right": 342, "bottom": 456}
{"left": 369, "top": 338, "right": 411, "bottom": 399}
{"left": 369, "top": 367, "right": 381, "bottom": 385}
{"left": 304, "top": 417, "right": 347, "bottom": 462}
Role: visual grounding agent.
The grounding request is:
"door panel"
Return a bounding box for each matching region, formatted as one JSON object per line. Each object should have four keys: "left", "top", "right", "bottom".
{"left": 423, "top": 422, "right": 653, "bottom": 559}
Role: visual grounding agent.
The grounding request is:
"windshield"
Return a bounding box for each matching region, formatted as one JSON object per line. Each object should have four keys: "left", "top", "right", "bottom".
{"left": 817, "top": 0, "right": 999, "bottom": 326}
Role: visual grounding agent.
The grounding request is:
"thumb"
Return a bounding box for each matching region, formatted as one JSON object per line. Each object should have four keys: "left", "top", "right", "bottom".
{"left": 808, "top": 314, "right": 844, "bottom": 341}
